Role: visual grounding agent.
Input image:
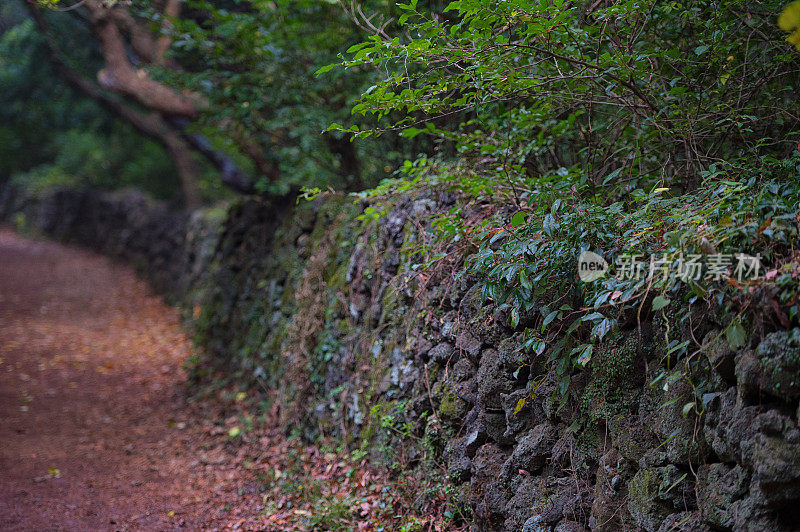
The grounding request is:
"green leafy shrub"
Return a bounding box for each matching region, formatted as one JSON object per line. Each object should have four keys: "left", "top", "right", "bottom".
{"left": 330, "top": 0, "right": 800, "bottom": 400}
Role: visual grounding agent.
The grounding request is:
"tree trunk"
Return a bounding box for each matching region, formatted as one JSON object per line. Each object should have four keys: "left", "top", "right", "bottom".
{"left": 26, "top": 1, "right": 268, "bottom": 200}
{"left": 325, "top": 135, "right": 363, "bottom": 191}
{"left": 162, "top": 131, "right": 203, "bottom": 210}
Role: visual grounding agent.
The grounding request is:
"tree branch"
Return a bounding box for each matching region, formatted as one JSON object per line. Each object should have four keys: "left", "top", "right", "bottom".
{"left": 27, "top": 2, "right": 257, "bottom": 197}
{"left": 92, "top": 15, "right": 199, "bottom": 117}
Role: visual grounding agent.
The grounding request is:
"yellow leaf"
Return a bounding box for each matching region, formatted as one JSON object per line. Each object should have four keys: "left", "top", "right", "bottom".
{"left": 789, "top": 29, "right": 800, "bottom": 50}
{"left": 630, "top": 227, "right": 653, "bottom": 238}
{"left": 513, "top": 397, "right": 526, "bottom": 414}
{"left": 778, "top": 1, "right": 800, "bottom": 31}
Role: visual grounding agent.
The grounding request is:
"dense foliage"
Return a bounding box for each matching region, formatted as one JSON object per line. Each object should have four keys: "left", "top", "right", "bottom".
{"left": 10, "top": 0, "right": 443, "bottom": 199}
{"left": 335, "top": 0, "right": 798, "bottom": 192}
{"left": 155, "top": 0, "right": 381, "bottom": 192}
{"left": 327, "top": 0, "right": 800, "bottom": 399}
{"left": 8, "top": 1, "right": 799, "bottom": 201}
{"left": 0, "top": 8, "right": 192, "bottom": 201}
{"left": 147, "top": 0, "right": 456, "bottom": 193}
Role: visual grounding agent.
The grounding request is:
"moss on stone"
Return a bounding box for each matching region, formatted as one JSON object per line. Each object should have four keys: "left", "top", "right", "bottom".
{"left": 628, "top": 468, "right": 660, "bottom": 530}
{"left": 757, "top": 328, "right": 800, "bottom": 401}
{"left": 438, "top": 384, "right": 459, "bottom": 420}
{"left": 581, "top": 333, "right": 642, "bottom": 424}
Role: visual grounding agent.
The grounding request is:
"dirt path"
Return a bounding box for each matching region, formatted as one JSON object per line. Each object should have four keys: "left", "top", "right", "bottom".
{"left": 0, "top": 229, "right": 262, "bottom": 531}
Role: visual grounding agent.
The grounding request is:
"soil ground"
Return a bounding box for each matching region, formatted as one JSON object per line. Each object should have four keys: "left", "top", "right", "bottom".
{"left": 0, "top": 228, "right": 448, "bottom": 532}
{"left": 0, "top": 229, "right": 264, "bottom": 531}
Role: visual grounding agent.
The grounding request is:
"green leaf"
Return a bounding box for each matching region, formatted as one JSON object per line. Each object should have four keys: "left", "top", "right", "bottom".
{"left": 652, "top": 295, "right": 671, "bottom": 311}
{"left": 688, "top": 282, "right": 708, "bottom": 299}
{"left": 532, "top": 340, "right": 546, "bottom": 356}
{"left": 510, "top": 210, "right": 528, "bottom": 227}
{"left": 401, "top": 127, "right": 423, "bottom": 138}
{"left": 665, "top": 473, "right": 688, "bottom": 494}
{"left": 575, "top": 344, "right": 593, "bottom": 367}
{"left": 542, "top": 310, "right": 559, "bottom": 328}
{"left": 346, "top": 42, "right": 369, "bottom": 53}
{"left": 591, "top": 318, "right": 613, "bottom": 340}
{"left": 314, "top": 63, "right": 337, "bottom": 75}
{"left": 726, "top": 321, "right": 747, "bottom": 349}
{"left": 520, "top": 268, "right": 532, "bottom": 290}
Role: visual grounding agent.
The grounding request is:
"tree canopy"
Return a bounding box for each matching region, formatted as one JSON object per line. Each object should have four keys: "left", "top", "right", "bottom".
{"left": 2, "top": 0, "right": 798, "bottom": 208}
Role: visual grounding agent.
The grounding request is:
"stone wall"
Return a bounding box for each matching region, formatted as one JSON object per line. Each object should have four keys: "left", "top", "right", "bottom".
{"left": 3, "top": 183, "right": 799, "bottom": 531}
